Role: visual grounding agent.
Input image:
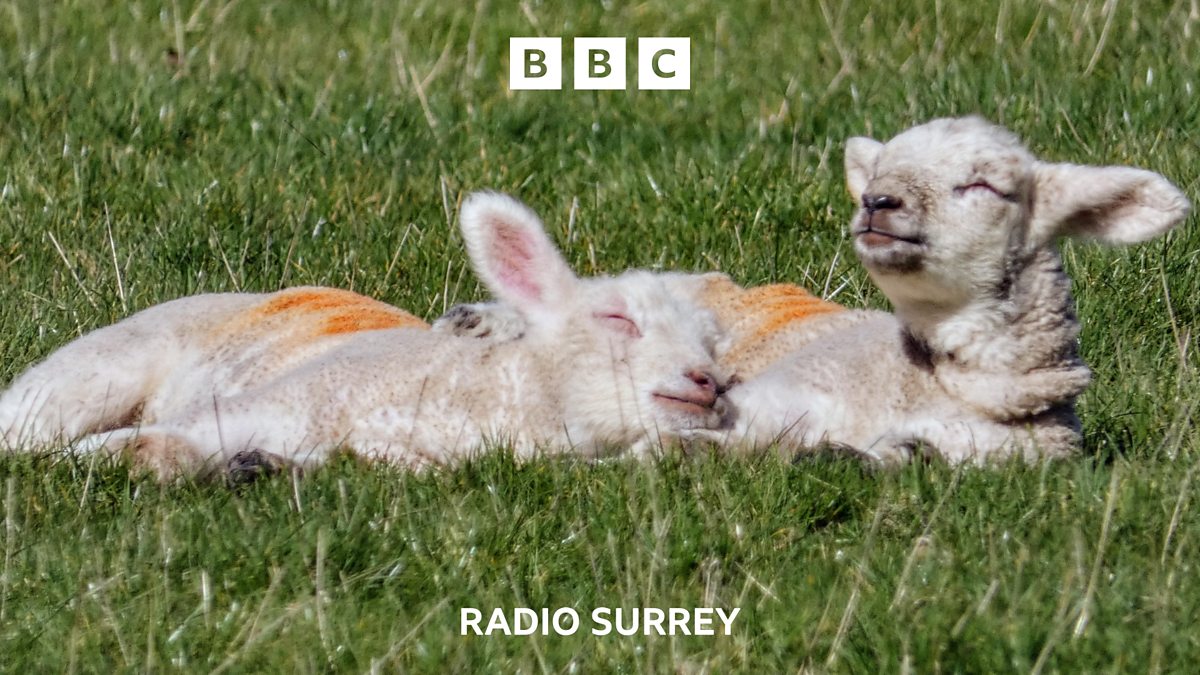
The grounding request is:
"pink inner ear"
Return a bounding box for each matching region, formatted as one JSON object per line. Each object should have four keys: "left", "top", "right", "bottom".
{"left": 490, "top": 219, "right": 543, "bottom": 302}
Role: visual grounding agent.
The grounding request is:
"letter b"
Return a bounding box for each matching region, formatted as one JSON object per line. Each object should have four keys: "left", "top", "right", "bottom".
{"left": 590, "top": 50, "right": 611, "bottom": 78}
{"left": 574, "top": 38, "right": 626, "bottom": 90}
{"left": 525, "top": 50, "right": 547, "bottom": 78}
{"left": 510, "top": 37, "right": 562, "bottom": 90}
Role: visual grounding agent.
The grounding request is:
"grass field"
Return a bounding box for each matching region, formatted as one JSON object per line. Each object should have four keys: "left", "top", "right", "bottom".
{"left": 1, "top": 0, "right": 1198, "bottom": 671}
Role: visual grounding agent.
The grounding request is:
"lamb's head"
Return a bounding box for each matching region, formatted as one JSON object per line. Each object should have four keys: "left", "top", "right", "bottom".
{"left": 458, "top": 192, "right": 729, "bottom": 449}
{"left": 843, "top": 116, "right": 1191, "bottom": 317}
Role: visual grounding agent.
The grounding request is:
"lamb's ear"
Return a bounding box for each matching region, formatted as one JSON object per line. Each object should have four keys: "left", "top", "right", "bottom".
{"left": 1030, "top": 162, "right": 1191, "bottom": 246}
{"left": 459, "top": 192, "right": 579, "bottom": 327}
{"left": 845, "top": 137, "right": 884, "bottom": 200}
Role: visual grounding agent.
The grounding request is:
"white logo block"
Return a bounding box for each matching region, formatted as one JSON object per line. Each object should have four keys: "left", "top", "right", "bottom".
{"left": 573, "top": 38, "right": 626, "bottom": 90}
{"left": 637, "top": 38, "right": 690, "bottom": 90}
{"left": 509, "top": 37, "right": 562, "bottom": 90}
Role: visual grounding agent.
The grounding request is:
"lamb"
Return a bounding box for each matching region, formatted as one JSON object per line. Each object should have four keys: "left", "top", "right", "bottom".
{"left": 31, "top": 192, "right": 727, "bottom": 479}
{"left": 710, "top": 116, "right": 1190, "bottom": 463}
{"left": 440, "top": 117, "right": 1191, "bottom": 464}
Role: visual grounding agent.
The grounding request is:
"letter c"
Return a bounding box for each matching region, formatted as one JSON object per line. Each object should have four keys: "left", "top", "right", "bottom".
{"left": 652, "top": 49, "right": 676, "bottom": 78}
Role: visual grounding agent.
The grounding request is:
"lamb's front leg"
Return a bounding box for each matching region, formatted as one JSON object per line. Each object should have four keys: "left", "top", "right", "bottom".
{"left": 937, "top": 364, "right": 1092, "bottom": 421}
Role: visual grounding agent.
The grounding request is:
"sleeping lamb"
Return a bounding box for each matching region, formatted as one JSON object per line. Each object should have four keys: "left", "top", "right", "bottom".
{"left": 441, "top": 117, "right": 1191, "bottom": 464}
{"left": 1, "top": 192, "right": 729, "bottom": 479}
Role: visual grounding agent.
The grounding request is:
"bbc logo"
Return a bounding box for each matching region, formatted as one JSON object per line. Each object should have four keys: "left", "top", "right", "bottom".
{"left": 509, "top": 37, "right": 690, "bottom": 91}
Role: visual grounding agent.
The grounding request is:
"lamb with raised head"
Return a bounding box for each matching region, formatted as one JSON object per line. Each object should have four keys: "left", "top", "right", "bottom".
{"left": 712, "top": 116, "right": 1190, "bottom": 463}
{"left": 439, "top": 117, "right": 1191, "bottom": 464}
{"left": 55, "top": 192, "right": 728, "bottom": 479}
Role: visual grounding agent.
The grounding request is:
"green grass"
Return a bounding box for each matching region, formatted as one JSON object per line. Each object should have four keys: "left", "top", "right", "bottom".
{"left": 1, "top": 0, "right": 1198, "bottom": 670}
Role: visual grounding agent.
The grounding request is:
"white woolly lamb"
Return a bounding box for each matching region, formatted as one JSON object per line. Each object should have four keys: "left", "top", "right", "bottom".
{"left": 52, "top": 192, "right": 728, "bottom": 479}
{"left": 712, "top": 116, "right": 1190, "bottom": 463}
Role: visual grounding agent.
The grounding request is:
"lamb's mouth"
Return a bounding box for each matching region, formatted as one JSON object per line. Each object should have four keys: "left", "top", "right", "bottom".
{"left": 854, "top": 227, "right": 924, "bottom": 248}
{"left": 652, "top": 391, "right": 717, "bottom": 416}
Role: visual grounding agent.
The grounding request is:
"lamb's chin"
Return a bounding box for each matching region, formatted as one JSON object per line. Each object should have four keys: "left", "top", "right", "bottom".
{"left": 855, "top": 238, "right": 927, "bottom": 274}
{"left": 649, "top": 397, "right": 723, "bottom": 432}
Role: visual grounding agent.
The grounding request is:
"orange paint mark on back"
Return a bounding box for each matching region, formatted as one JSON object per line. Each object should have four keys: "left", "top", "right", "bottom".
{"left": 248, "top": 287, "right": 427, "bottom": 338}
{"left": 696, "top": 275, "right": 849, "bottom": 376}
{"left": 735, "top": 284, "right": 845, "bottom": 342}
{"left": 699, "top": 275, "right": 845, "bottom": 337}
{"left": 320, "top": 307, "right": 425, "bottom": 335}
{"left": 261, "top": 288, "right": 427, "bottom": 335}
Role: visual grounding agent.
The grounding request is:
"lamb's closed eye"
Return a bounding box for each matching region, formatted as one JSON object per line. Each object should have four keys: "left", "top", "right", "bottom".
{"left": 953, "top": 180, "right": 1015, "bottom": 201}
{"left": 594, "top": 312, "right": 641, "bottom": 338}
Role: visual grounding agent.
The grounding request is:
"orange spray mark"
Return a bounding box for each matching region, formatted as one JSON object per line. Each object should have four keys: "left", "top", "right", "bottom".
{"left": 262, "top": 288, "right": 428, "bottom": 335}
{"left": 247, "top": 287, "right": 427, "bottom": 339}
{"left": 697, "top": 276, "right": 847, "bottom": 374}
{"left": 734, "top": 284, "right": 845, "bottom": 343}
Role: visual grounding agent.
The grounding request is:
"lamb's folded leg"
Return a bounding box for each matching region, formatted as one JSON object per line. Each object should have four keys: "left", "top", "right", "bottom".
{"left": 0, "top": 301, "right": 205, "bottom": 450}
{"left": 74, "top": 427, "right": 218, "bottom": 482}
{"left": 862, "top": 413, "right": 1079, "bottom": 466}
{"left": 0, "top": 337, "right": 174, "bottom": 450}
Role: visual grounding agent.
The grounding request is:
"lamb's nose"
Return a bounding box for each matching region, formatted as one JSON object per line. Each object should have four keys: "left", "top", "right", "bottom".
{"left": 685, "top": 369, "right": 718, "bottom": 402}
{"left": 863, "top": 193, "right": 903, "bottom": 212}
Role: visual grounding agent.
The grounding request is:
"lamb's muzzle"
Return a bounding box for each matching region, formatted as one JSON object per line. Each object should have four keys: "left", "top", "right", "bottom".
{"left": 855, "top": 192, "right": 922, "bottom": 249}
{"left": 653, "top": 368, "right": 720, "bottom": 414}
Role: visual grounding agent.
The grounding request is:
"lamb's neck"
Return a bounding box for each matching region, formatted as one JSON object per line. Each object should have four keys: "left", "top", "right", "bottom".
{"left": 895, "top": 247, "right": 1081, "bottom": 373}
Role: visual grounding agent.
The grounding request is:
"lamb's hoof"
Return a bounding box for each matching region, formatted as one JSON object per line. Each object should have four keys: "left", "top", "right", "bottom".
{"left": 794, "top": 442, "right": 878, "bottom": 469}
{"left": 226, "top": 449, "right": 288, "bottom": 485}
{"left": 432, "top": 302, "right": 526, "bottom": 340}
{"left": 434, "top": 304, "right": 489, "bottom": 336}
{"left": 857, "top": 437, "right": 941, "bottom": 469}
